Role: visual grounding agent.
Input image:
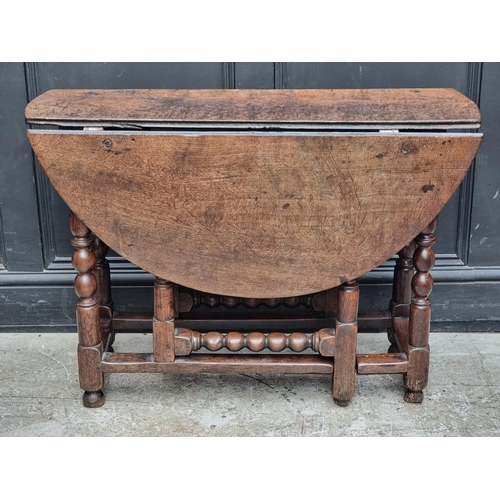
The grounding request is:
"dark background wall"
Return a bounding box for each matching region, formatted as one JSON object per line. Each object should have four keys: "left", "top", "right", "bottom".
{"left": 1, "top": 62, "right": 499, "bottom": 331}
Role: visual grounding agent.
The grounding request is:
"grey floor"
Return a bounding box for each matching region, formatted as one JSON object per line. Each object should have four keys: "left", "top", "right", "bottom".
{"left": 1, "top": 332, "right": 499, "bottom": 436}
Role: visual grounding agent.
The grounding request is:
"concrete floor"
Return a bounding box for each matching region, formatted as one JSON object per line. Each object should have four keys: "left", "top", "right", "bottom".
{"left": 0, "top": 332, "right": 499, "bottom": 436}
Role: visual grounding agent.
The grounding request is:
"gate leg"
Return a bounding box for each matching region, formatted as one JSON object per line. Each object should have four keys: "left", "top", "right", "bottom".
{"left": 153, "top": 278, "right": 176, "bottom": 362}
{"left": 333, "top": 279, "right": 359, "bottom": 406}
{"left": 91, "top": 236, "right": 114, "bottom": 353}
{"left": 388, "top": 241, "right": 416, "bottom": 351}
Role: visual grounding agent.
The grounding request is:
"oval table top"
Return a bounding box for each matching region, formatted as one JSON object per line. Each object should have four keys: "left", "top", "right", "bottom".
{"left": 27, "top": 130, "right": 482, "bottom": 297}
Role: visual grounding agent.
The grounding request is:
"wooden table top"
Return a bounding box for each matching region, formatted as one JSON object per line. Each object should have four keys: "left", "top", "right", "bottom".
{"left": 26, "top": 89, "right": 482, "bottom": 297}
{"left": 25, "top": 88, "right": 481, "bottom": 129}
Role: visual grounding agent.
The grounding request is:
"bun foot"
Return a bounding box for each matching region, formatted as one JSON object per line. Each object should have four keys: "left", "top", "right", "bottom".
{"left": 404, "top": 390, "right": 424, "bottom": 403}
{"left": 333, "top": 398, "right": 350, "bottom": 407}
{"left": 83, "top": 390, "right": 105, "bottom": 408}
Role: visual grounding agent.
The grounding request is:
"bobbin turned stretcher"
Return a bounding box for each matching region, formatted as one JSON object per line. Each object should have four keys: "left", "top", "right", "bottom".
{"left": 25, "top": 88, "right": 482, "bottom": 407}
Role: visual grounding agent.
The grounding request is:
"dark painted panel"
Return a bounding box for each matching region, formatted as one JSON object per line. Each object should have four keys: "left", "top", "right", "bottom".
{"left": 35, "top": 62, "right": 226, "bottom": 91}
{"left": 47, "top": 196, "right": 72, "bottom": 262}
{"left": 0, "top": 286, "right": 154, "bottom": 331}
{"left": 0, "top": 63, "right": 43, "bottom": 272}
{"left": 469, "top": 63, "right": 500, "bottom": 266}
{"left": 433, "top": 192, "right": 461, "bottom": 256}
{"left": 235, "top": 63, "right": 274, "bottom": 89}
{"left": 0, "top": 205, "right": 5, "bottom": 269}
{"left": 359, "top": 282, "right": 500, "bottom": 330}
{"left": 284, "top": 62, "right": 469, "bottom": 92}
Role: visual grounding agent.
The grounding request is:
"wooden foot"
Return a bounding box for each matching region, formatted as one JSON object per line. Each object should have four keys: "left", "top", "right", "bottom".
{"left": 404, "top": 390, "right": 424, "bottom": 404}
{"left": 334, "top": 398, "right": 350, "bottom": 407}
{"left": 83, "top": 390, "right": 105, "bottom": 408}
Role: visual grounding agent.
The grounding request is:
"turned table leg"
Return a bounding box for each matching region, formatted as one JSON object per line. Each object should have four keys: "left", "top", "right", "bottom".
{"left": 404, "top": 216, "right": 438, "bottom": 403}
{"left": 70, "top": 212, "right": 105, "bottom": 408}
{"left": 333, "top": 279, "right": 359, "bottom": 406}
{"left": 388, "top": 241, "right": 417, "bottom": 351}
{"left": 153, "top": 278, "right": 176, "bottom": 362}
{"left": 91, "top": 236, "right": 114, "bottom": 353}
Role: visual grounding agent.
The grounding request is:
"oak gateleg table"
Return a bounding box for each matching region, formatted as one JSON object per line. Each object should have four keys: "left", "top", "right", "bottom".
{"left": 25, "top": 89, "right": 482, "bottom": 407}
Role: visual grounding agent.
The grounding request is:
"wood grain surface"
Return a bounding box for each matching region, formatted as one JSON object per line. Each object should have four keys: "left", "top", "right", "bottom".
{"left": 25, "top": 88, "right": 480, "bottom": 128}
{"left": 100, "top": 353, "right": 334, "bottom": 374}
{"left": 28, "top": 131, "right": 482, "bottom": 297}
{"left": 356, "top": 353, "right": 408, "bottom": 375}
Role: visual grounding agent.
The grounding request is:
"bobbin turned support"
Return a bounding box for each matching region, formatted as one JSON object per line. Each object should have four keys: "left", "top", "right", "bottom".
{"left": 404, "top": 216, "right": 438, "bottom": 403}
{"left": 70, "top": 212, "right": 105, "bottom": 408}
